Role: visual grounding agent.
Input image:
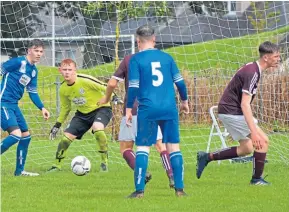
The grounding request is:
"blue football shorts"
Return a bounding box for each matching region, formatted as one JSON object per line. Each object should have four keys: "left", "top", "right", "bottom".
{"left": 1, "top": 105, "right": 28, "bottom": 132}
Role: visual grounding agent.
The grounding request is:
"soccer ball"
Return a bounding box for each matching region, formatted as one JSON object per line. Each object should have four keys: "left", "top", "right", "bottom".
{"left": 71, "top": 156, "right": 91, "bottom": 176}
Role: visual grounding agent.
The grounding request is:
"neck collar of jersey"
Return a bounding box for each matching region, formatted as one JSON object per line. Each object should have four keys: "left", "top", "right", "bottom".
{"left": 25, "top": 56, "right": 34, "bottom": 66}
{"left": 139, "top": 48, "right": 157, "bottom": 52}
{"left": 255, "top": 60, "right": 262, "bottom": 75}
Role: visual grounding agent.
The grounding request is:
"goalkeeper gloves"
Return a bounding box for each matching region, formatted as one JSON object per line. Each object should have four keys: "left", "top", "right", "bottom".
{"left": 49, "top": 122, "right": 62, "bottom": 140}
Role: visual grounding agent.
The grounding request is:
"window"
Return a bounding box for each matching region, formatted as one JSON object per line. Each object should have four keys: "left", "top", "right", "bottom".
{"left": 227, "top": 1, "right": 236, "bottom": 14}
{"left": 66, "top": 50, "right": 76, "bottom": 60}
{"left": 55, "top": 50, "right": 63, "bottom": 66}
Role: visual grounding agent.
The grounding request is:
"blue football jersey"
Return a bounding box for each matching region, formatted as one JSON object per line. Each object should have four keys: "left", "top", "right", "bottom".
{"left": 0, "top": 56, "right": 39, "bottom": 104}
{"left": 128, "top": 49, "right": 184, "bottom": 120}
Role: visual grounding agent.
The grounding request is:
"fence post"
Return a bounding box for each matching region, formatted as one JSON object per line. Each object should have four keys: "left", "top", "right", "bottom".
{"left": 194, "top": 72, "right": 198, "bottom": 123}
{"left": 55, "top": 76, "right": 61, "bottom": 117}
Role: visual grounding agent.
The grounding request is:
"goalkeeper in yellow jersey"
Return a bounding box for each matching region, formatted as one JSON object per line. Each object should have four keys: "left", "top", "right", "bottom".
{"left": 47, "top": 58, "right": 112, "bottom": 172}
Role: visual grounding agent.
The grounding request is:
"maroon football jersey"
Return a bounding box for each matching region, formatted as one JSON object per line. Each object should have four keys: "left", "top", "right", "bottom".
{"left": 218, "top": 62, "right": 261, "bottom": 115}
{"left": 112, "top": 54, "right": 138, "bottom": 115}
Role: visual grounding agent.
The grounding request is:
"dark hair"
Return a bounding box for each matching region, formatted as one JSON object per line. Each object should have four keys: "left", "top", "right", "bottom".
{"left": 136, "top": 25, "right": 155, "bottom": 39}
{"left": 259, "top": 41, "right": 279, "bottom": 57}
{"left": 27, "top": 39, "right": 44, "bottom": 49}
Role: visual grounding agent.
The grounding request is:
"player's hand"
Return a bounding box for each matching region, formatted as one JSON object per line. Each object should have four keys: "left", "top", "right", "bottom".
{"left": 42, "top": 108, "right": 50, "bottom": 120}
{"left": 251, "top": 132, "right": 264, "bottom": 150}
{"left": 126, "top": 108, "right": 133, "bottom": 127}
{"left": 180, "top": 100, "right": 189, "bottom": 114}
{"left": 98, "top": 96, "right": 110, "bottom": 105}
{"left": 49, "top": 122, "right": 61, "bottom": 140}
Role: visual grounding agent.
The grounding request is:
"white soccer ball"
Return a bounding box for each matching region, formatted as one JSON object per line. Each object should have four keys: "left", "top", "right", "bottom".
{"left": 71, "top": 156, "right": 91, "bottom": 176}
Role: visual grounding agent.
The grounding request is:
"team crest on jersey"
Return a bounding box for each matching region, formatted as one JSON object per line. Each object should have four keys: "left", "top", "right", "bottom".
{"left": 31, "top": 69, "right": 36, "bottom": 77}
{"left": 19, "top": 61, "right": 27, "bottom": 73}
{"left": 19, "top": 74, "right": 31, "bottom": 86}
{"left": 79, "top": 88, "right": 85, "bottom": 95}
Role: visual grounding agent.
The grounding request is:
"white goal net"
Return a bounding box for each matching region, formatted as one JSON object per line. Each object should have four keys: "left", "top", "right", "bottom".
{"left": 1, "top": 1, "right": 289, "bottom": 172}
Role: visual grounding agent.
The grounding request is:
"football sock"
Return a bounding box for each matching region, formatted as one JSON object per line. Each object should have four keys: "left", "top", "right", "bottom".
{"left": 252, "top": 151, "right": 266, "bottom": 179}
{"left": 15, "top": 135, "right": 31, "bottom": 175}
{"left": 160, "top": 150, "right": 173, "bottom": 178}
{"left": 123, "top": 149, "right": 135, "bottom": 170}
{"left": 170, "top": 151, "right": 184, "bottom": 190}
{"left": 1, "top": 134, "right": 21, "bottom": 154}
{"left": 211, "top": 146, "right": 238, "bottom": 161}
{"left": 54, "top": 136, "right": 72, "bottom": 169}
{"left": 134, "top": 149, "right": 149, "bottom": 192}
{"left": 94, "top": 130, "right": 108, "bottom": 165}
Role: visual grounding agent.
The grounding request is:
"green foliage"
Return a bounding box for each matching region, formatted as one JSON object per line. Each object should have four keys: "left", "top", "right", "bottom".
{"left": 248, "top": 2, "right": 281, "bottom": 33}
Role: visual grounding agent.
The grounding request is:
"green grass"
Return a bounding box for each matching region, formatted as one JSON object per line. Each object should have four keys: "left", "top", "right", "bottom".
{"left": 1, "top": 130, "right": 289, "bottom": 212}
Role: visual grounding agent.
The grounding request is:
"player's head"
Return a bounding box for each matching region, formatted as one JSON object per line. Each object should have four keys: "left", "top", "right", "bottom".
{"left": 136, "top": 25, "right": 156, "bottom": 51}
{"left": 59, "top": 58, "right": 77, "bottom": 83}
{"left": 259, "top": 41, "right": 280, "bottom": 69}
{"left": 27, "top": 39, "right": 45, "bottom": 64}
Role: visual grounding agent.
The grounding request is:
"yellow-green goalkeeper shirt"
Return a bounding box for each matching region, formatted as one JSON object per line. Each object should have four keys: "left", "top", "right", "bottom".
{"left": 57, "top": 74, "right": 110, "bottom": 124}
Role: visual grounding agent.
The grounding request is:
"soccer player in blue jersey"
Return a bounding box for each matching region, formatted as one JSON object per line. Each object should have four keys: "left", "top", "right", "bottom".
{"left": 1, "top": 39, "right": 50, "bottom": 176}
{"left": 126, "top": 25, "right": 189, "bottom": 198}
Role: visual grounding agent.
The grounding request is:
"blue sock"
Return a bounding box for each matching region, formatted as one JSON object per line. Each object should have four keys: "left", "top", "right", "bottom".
{"left": 1, "top": 134, "right": 21, "bottom": 154}
{"left": 134, "top": 151, "right": 149, "bottom": 192}
{"left": 15, "top": 135, "right": 31, "bottom": 175}
{"left": 170, "top": 151, "right": 184, "bottom": 190}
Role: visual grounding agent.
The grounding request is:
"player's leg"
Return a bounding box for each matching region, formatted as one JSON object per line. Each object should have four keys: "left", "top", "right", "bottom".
{"left": 127, "top": 118, "right": 157, "bottom": 198}
{"left": 119, "top": 116, "right": 152, "bottom": 184}
{"left": 1, "top": 106, "right": 21, "bottom": 154}
{"left": 160, "top": 119, "right": 187, "bottom": 196}
{"left": 92, "top": 107, "right": 112, "bottom": 172}
{"left": 250, "top": 126, "right": 270, "bottom": 185}
{"left": 154, "top": 127, "right": 174, "bottom": 187}
{"left": 119, "top": 116, "right": 135, "bottom": 170}
{"left": 12, "top": 106, "right": 39, "bottom": 176}
{"left": 48, "top": 115, "right": 88, "bottom": 171}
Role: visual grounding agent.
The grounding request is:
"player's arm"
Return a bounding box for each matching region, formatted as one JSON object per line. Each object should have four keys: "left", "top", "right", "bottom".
{"left": 27, "top": 73, "right": 50, "bottom": 120}
{"left": 1, "top": 57, "right": 21, "bottom": 75}
{"left": 126, "top": 57, "right": 139, "bottom": 125}
{"left": 99, "top": 59, "right": 126, "bottom": 105}
{"left": 240, "top": 71, "right": 263, "bottom": 149}
{"left": 49, "top": 89, "right": 71, "bottom": 140}
{"left": 170, "top": 58, "right": 189, "bottom": 113}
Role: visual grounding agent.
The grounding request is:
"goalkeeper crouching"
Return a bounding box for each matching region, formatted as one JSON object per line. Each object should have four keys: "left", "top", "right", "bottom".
{"left": 48, "top": 59, "right": 113, "bottom": 172}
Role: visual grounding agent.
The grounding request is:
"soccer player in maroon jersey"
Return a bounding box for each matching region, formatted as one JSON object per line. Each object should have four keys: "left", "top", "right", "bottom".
{"left": 196, "top": 41, "right": 280, "bottom": 185}
{"left": 99, "top": 54, "right": 175, "bottom": 188}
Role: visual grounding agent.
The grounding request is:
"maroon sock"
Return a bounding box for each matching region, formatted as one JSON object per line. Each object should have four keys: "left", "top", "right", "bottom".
{"left": 212, "top": 146, "right": 238, "bottom": 161}
{"left": 252, "top": 152, "right": 266, "bottom": 179}
{"left": 123, "top": 149, "right": 135, "bottom": 171}
{"left": 160, "top": 151, "right": 173, "bottom": 178}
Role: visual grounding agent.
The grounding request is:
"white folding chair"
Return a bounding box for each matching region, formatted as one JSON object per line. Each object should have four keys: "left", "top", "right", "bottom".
{"left": 206, "top": 105, "right": 231, "bottom": 164}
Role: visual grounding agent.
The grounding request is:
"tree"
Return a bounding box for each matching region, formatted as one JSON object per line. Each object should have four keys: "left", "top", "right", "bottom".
{"left": 82, "top": 1, "right": 172, "bottom": 68}
{"left": 188, "top": 1, "right": 228, "bottom": 17}
{"left": 247, "top": 2, "right": 280, "bottom": 33}
{"left": 1, "top": 1, "right": 44, "bottom": 56}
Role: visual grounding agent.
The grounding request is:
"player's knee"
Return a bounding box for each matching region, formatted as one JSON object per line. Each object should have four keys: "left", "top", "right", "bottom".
{"left": 10, "top": 129, "right": 22, "bottom": 138}
{"left": 21, "top": 131, "right": 30, "bottom": 137}
{"left": 240, "top": 141, "right": 254, "bottom": 155}
{"left": 165, "top": 143, "right": 180, "bottom": 153}
{"left": 120, "top": 141, "right": 134, "bottom": 154}
{"left": 92, "top": 122, "right": 105, "bottom": 131}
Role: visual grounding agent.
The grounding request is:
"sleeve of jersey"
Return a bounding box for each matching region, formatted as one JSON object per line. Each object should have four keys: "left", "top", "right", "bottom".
{"left": 1, "top": 57, "right": 21, "bottom": 75}
{"left": 29, "top": 93, "right": 44, "bottom": 110}
{"left": 57, "top": 89, "right": 71, "bottom": 124}
{"left": 112, "top": 59, "right": 126, "bottom": 82}
{"left": 242, "top": 70, "right": 258, "bottom": 96}
{"left": 27, "top": 74, "right": 44, "bottom": 110}
{"left": 126, "top": 58, "right": 139, "bottom": 108}
{"left": 171, "top": 59, "right": 188, "bottom": 101}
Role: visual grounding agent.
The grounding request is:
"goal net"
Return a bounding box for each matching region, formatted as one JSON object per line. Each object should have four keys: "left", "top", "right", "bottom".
{"left": 1, "top": 1, "right": 289, "bottom": 172}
